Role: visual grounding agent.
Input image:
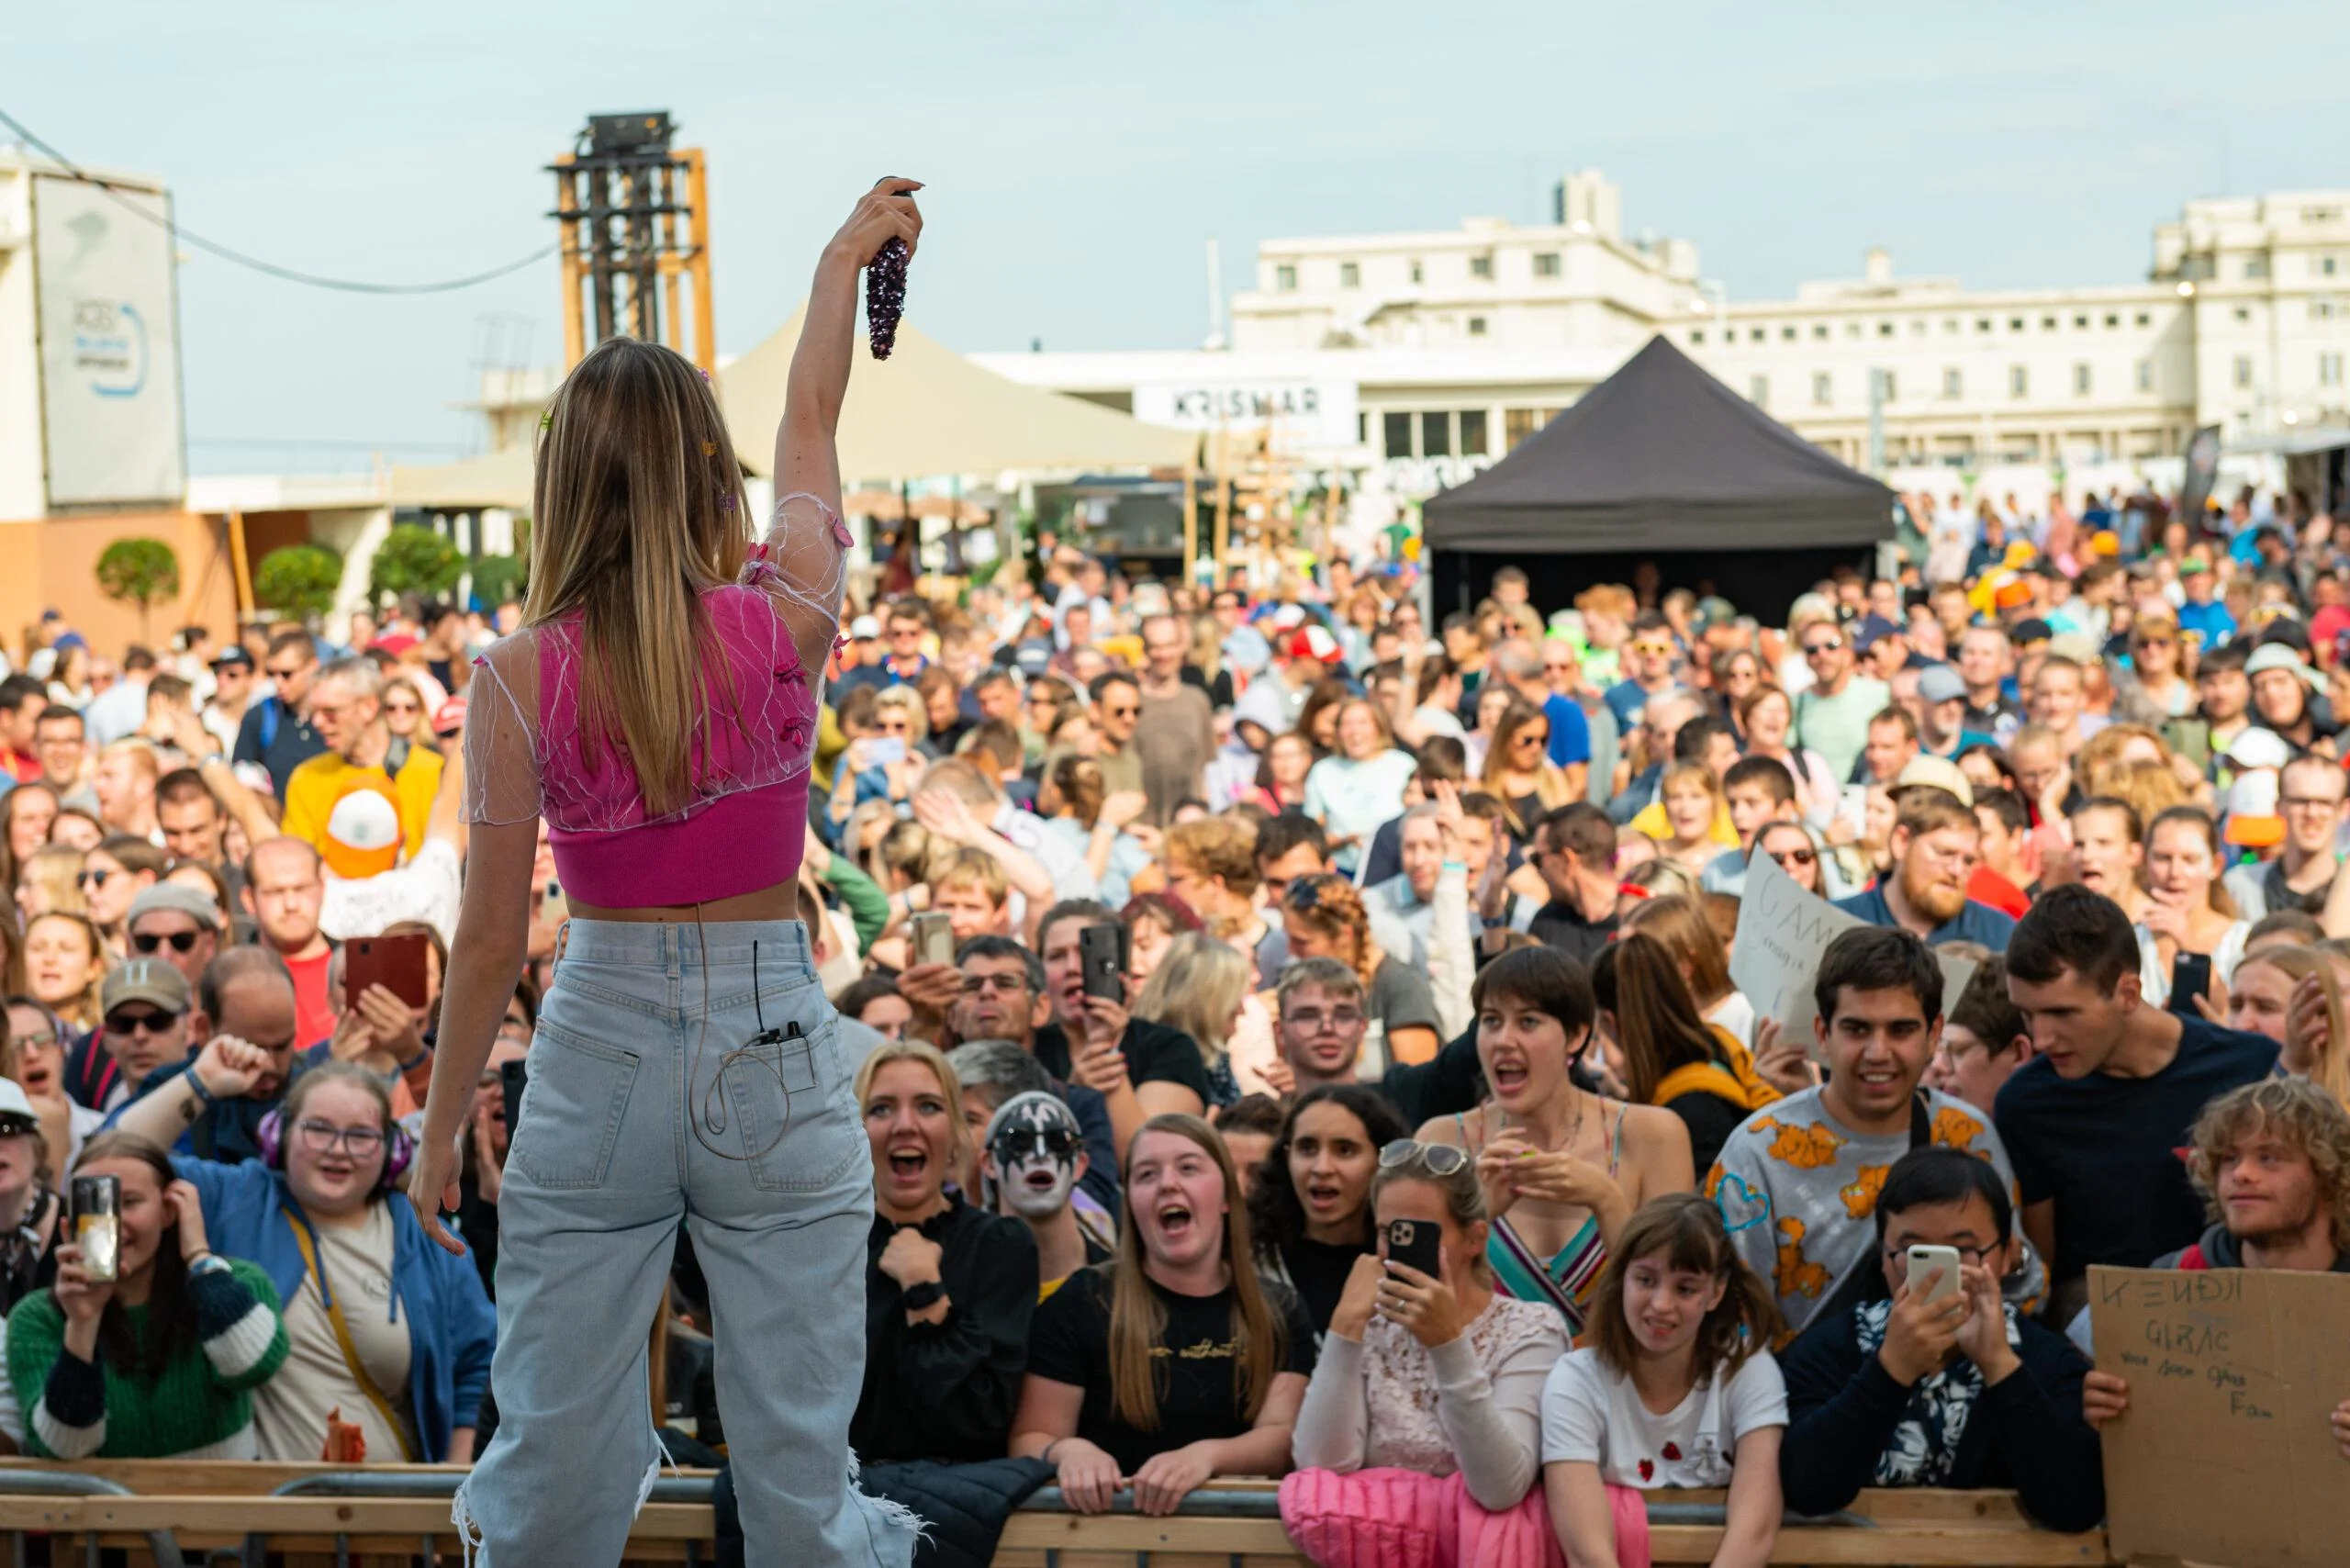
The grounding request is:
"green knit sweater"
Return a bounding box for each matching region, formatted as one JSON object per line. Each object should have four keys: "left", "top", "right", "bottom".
{"left": 6, "top": 1256, "right": 291, "bottom": 1459}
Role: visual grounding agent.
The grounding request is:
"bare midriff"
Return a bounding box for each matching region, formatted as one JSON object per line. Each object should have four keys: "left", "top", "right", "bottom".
{"left": 567, "top": 884, "right": 801, "bottom": 924}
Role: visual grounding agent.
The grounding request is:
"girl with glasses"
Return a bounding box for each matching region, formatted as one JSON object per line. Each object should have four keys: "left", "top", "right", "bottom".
{"left": 1479, "top": 697, "right": 1577, "bottom": 847}
{"left": 2119, "top": 613, "right": 2193, "bottom": 720}
{"left": 1291, "top": 1137, "right": 1565, "bottom": 1513}
{"left": 168, "top": 1060, "right": 494, "bottom": 1465}
{"left": 381, "top": 677, "right": 431, "bottom": 749}
{"left": 1246, "top": 1085, "right": 1405, "bottom": 1336}
{"left": 6, "top": 1132, "right": 290, "bottom": 1458}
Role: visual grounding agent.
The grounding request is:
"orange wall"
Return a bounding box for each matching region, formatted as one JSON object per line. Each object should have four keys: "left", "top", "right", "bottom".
{"left": 0, "top": 510, "right": 243, "bottom": 663}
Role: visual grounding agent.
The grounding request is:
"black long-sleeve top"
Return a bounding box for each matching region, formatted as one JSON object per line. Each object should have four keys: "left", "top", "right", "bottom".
{"left": 1778, "top": 1303, "right": 2106, "bottom": 1532}
{"left": 851, "top": 1196, "right": 1039, "bottom": 1464}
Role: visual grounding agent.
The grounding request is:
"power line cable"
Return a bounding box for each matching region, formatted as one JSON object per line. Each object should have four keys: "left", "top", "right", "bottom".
{"left": 0, "top": 104, "right": 555, "bottom": 295}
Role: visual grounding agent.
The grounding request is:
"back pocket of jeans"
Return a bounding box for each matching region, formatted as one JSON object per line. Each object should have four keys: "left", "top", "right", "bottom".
{"left": 510, "top": 1020, "right": 642, "bottom": 1190}
{"left": 721, "top": 1014, "right": 860, "bottom": 1193}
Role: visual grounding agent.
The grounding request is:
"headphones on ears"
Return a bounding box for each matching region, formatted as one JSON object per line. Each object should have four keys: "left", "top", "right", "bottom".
{"left": 256, "top": 1106, "right": 416, "bottom": 1197}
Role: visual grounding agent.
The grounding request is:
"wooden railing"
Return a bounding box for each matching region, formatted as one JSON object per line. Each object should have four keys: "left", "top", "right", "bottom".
{"left": 0, "top": 1461, "right": 2120, "bottom": 1567}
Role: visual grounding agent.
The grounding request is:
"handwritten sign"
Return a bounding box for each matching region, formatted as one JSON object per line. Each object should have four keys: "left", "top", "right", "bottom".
{"left": 1726, "top": 849, "right": 1976, "bottom": 1057}
{"left": 2089, "top": 1265, "right": 2350, "bottom": 1568}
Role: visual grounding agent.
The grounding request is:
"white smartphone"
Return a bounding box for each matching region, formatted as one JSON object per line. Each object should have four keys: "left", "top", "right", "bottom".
{"left": 1836, "top": 784, "right": 1871, "bottom": 840}
{"left": 866, "top": 736, "right": 908, "bottom": 767}
{"left": 910, "top": 911, "right": 956, "bottom": 968}
{"left": 1906, "top": 1244, "right": 1963, "bottom": 1304}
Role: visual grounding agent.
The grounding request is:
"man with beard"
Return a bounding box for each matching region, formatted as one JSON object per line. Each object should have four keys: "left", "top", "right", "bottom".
{"left": 103, "top": 946, "right": 306, "bottom": 1163}
{"left": 2077, "top": 1077, "right": 2350, "bottom": 1460}
{"left": 981, "top": 1091, "right": 1111, "bottom": 1301}
{"left": 2064, "top": 797, "right": 2149, "bottom": 924}
{"left": 1835, "top": 791, "right": 2017, "bottom": 949}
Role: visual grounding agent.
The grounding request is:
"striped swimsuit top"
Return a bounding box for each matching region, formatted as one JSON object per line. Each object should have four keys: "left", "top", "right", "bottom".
{"left": 1455, "top": 1101, "right": 1626, "bottom": 1340}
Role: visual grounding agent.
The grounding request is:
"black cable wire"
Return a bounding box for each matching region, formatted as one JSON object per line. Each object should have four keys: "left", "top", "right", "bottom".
{"left": 0, "top": 105, "right": 555, "bottom": 296}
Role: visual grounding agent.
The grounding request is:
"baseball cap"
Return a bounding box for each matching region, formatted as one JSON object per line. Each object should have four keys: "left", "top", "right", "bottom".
{"left": 209, "top": 646, "right": 254, "bottom": 672}
{"left": 432, "top": 697, "right": 467, "bottom": 737}
{"left": 849, "top": 615, "right": 881, "bottom": 641}
{"left": 2222, "top": 769, "right": 2287, "bottom": 848}
{"left": 2244, "top": 642, "right": 2326, "bottom": 691}
{"left": 323, "top": 782, "right": 403, "bottom": 880}
{"left": 368, "top": 633, "right": 420, "bottom": 657}
{"left": 127, "top": 883, "right": 223, "bottom": 933}
{"left": 2047, "top": 632, "right": 2100, "bottom": 666}
{"left": 2009, "top": 617, "right": 2053, "bottom": 645}
{"left": 1850, "top": 615, "right": 1900, "bottom": 651}
{"left": 1220, "top": 625, "right": 1272, "bottom": 678}
{"left": 1286, "top": 625, "right": 1343, "bottom": 665}
{"left": 101, "top": 958, "right": 192, "bottom": 1019}
{"left": 1895, "top": 756, "right": 1975, "bottom": 809}
{"left": 1917, "top": 665, "right": 1967, "bottom": 706}
{"left": 0, "top": 1079, "right": 39, "bottom": 1136}
{"left": 2222, "top": 727, "right": 2293, "bottom": 772}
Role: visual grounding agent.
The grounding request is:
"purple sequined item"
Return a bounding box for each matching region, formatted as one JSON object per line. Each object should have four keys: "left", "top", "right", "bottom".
{"left": 867, "top": 238, "right": 909, "bottom": 360}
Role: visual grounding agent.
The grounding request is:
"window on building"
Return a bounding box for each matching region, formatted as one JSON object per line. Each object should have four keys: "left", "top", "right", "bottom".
{"left": 1276, "top": 263, "right": 1297, "bottom": 292}
{"left": 2135, "top": 311, "right": 2151, "bottom": 327}
{"left": 1532, "top": 252, "right": 1560, "bottom": 278}
{"left": 1911, "top": 319, "right": 1927, "bottom": 336}
{"left": 1879, "top": 371, "right": 1898, "bottom": 402}
{"left": 2324, "top": 255, "right": 2341, "bottom": 277}
{"left": 1977, "top": 318, "right": 1994, "bottom": 334}
{"left": 2009, "top": 317, "right": 2027, "bottom": 332}
{"left": 1944, "top": 318, "right": 1960, "bottom": 334}
{"left": 1504, "top": 409, "right": 1556, "bottom": 449}
{"left": 1751, "top": 327, "right": 1765, "bottom": 342}
{"left": 1409, "top": 260, "right": 1424, "bottom": 285}
{"left": 2075, "top": 314, "right": 2090, "bottom": 329}
{"left": 2074, "top": 363, "right": 2092, "bottom": 396}
{"left": 2105, "top": 313, "right": 2121, "bottom": 328}
{"left": 2322, "top": 353, "right": 2344, "bottom": 388}
{"left": 2009, "top": 365, "right": 2029, "bottom": 398}
{"left": 1339, "top": 261, "right": 1360, "bottom": 288}
{"left": 2135, "top": 360, "right": 2153, "bottom": 391}
{"left": 1420, "top": 410, "right": 1452, "bottom": 458}
{"left": 1812, "top": 371, "right": 1832, "bottom": 406}
{"left": 1382, "top": 411, "right": 1414, "bottom": 458}
{"left": 1460, "top": 409, "right": 1489, "bottom": 454}
{"left": 2234, "top": 355, "right": 2255, "bottom": 388}
{"left": 2306, "top": 207, "right": 2344, "bottom": 225}
{"left": 1813, "top": 323, "right": 1830, "bottom": 341}
{"left": 2246, "top": 255, "right": 2271, "bottom": 280}
{"left": 1878, "top": 320, "right": 1895, "bottom": 337}
{"left": 2041, "top": 316, "right": 2058, "bottom": 330}
{"left": 1469, "top": 254, "right": 1494, "bottom": 279}
{"left": 2233, "top": 307, "right": 2252, "bottom": 323}
{"left": 1781, "top": 325, "right": 1797, "bottom": 342}
{"left": 1750, "top": 375, "right": 1769, "bottom": 406}
{"left": 1845, "top": 321, "right": 1863, "bottom": 339}
{"left": 1691, "top": 330, "right": 1706, "bottom": 345}
{"left": 1468, "top": 316, "right": 1488, "bottom": 336}
{"left": 1942, "top": 367, "right": 1962, "bottom": 398}
{"left": 1357, "top": 411, "right": 1368, "bottom": 443}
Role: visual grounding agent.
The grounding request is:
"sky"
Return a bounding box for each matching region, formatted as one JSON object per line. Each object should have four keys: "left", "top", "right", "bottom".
{"left": 14, "top": 1, "right": 2350, "bottom": 475}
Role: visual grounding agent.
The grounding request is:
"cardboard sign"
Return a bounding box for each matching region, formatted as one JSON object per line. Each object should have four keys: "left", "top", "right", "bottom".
{"left": 2089, "top": 1265, "right": 2350, "bottom": 1568}
{"left": 1726, "top": 848, "right": 1976, "bottom": 1057}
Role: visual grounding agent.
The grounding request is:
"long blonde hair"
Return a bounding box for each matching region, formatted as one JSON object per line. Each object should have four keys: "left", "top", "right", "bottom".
{"left": 854, "top": 1039, "right": 975, "bottom": 1192}
{"left": 526, "top": 338, "right": 751, "bottom": 819}
{"left": 1109, "top": 1115, "right": 1285, "bottom": 1431}
{"left": 1131, "top": 932, "right": 1247, "bottom": 1070}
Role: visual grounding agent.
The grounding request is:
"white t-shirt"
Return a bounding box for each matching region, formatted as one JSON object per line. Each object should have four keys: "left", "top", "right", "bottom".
{"left": 1539, "top": 1346, "right": 1786, "bottom": 1489}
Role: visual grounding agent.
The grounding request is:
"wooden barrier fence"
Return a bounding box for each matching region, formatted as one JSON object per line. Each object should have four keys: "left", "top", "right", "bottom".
{"left": 0, "top": 1461, "right": 2121, "bottom": 1567}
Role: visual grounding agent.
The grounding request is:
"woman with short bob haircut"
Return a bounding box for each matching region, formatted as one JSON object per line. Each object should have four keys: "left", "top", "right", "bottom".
{"left": 1013, "top": 1114, "right": 1315, "bottom": 1517}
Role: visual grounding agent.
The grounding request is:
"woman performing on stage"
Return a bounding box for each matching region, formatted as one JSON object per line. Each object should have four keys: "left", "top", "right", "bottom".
{"left": 412, "top": 178, "right": 926, "bottom": 1566}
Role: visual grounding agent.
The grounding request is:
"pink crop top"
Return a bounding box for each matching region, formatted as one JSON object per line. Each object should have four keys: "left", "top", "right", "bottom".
{"left": 461, "top": 492, "right": 850, "bottom": 907}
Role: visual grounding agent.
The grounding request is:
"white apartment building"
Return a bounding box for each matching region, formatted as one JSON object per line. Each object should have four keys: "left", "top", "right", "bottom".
{"left": 975, "top": 174, "right": 2350, "bottom": 500}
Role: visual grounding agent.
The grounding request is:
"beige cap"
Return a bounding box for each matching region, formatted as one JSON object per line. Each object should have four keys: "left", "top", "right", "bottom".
{"left": 1894, "top": 755, "right": 1975, "bottom": 809}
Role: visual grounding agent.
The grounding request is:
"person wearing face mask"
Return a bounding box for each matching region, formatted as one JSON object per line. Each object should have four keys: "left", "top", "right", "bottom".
{"left": 981, "top": 1091, "right": 1107, "bottom": 1301}
{"left": 850, "top": 1042, "right": 1037, "bottom": 1465}
{"left": 1292, "top": 1137, "right": 1565, "bottom": 1514}
{"left": 1419, "top": 948, "right": 1692, "bottom": 1338}
{"left": 6, "top": 1134, "right": 290, "bottom": 1458}
{"left": 1013, "top": 1115, "right": 1317, "bottom": 1517}
{"left": 166, "top": 1060, "right": 495, "bottom": 1462}
{"left": 1248, "top": 1087, "right": 1407, "bottom": 1336}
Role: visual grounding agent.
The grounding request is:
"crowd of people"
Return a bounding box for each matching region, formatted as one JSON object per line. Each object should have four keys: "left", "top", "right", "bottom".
{"left": 7, "top": 273, "right": 2350, "bottom": 1562}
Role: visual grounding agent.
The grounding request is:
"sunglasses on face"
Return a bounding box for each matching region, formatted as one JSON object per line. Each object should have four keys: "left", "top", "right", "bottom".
{"left": 1515, "top": 730, "right": 1550, "bottom": 747}
{"left": 132, "top": 930, "right": 202, "bottom": 955}
{"left": 1802, "top": 637, "right": 1843, "bottom": 655}
{"left": 104, "top": 1011, "right": 180, "bottom": 1037}
{"left": 77, "top": 868, "right": 118, "bottom": 890}
{"left": 265, "top": 664, "right": 308, "bottom": 681}
{"left": 1379, "top": 1138, "right": 1469, "bottom": 1177}
{"left": 1767, "top": 846, "right": 1818, "bottom": 868}
{"left": 992, "top": 1126, "right": 1081, "bottom": 1162}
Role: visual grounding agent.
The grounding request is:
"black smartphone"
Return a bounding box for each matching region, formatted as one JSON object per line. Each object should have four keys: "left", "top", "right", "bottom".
{"left": 1079, "top": 923, "right": 1127, "bottom": 1002}
{"left": 1384, "top": 1217, "right": 1442, "bottom": 1279}
{"left": 500, "top": 1058, "right": 530, "bottom": 1131}
{"left": 2169, "top": 953, "right": 2213, "bottom": 1017}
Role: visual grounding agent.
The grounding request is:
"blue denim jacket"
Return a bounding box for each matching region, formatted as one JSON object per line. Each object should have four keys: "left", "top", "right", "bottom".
{"left": 171, "top": 1156, "right": 498, "bottom": 1462}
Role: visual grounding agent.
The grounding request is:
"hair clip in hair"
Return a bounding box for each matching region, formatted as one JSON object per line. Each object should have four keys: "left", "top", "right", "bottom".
{"left": 702, "top": 442, "right": 717, "bottom": 457}
{"left": 698, "top": 367, "right": 711, "bottom": 382}
{"left": 539, "top": 410, "right": 553, "bottom": 431}
{"left": 718, "top": 495, "right": 736, "bottom": 512}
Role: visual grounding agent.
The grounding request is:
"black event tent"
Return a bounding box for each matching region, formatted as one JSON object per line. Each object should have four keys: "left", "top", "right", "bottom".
{"left": 1423, "top": 335, "right": 1895, "bottom": 624}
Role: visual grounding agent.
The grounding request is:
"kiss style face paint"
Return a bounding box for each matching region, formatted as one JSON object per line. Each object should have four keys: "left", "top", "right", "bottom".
{"left": 987, "top": 1091, "right": 1084, "bottom": 1219}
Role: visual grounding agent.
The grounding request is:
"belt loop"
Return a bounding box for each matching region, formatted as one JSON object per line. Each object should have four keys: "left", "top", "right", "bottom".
{"left": 664, "top": 923, "right": 681, "bottom": 980}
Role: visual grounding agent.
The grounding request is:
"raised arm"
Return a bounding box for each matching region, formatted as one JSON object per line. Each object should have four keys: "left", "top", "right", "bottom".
{"left": 761, "top": 179, "right": 923, "bottom": 679}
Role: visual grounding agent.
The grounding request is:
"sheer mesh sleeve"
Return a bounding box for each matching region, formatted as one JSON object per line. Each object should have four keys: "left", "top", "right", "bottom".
{"left": 462, "top": 633, "right": 545, "bottom": 826}
{"left": 744, "top": 490, "right": 851, "bottom": 688}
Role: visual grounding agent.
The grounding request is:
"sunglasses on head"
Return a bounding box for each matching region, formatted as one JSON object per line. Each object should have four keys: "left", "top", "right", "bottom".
{"left": 132, "top": 930, "right": 202, "bottom": 955}
{"left": 1379, "top": 1139, "right": 1469, "bottom": 1177}
{"left": 1286, "top": 875, "right": 1341, "bottom": 913}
